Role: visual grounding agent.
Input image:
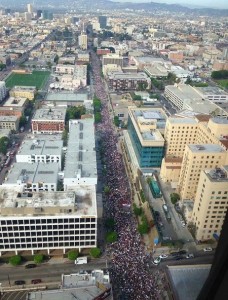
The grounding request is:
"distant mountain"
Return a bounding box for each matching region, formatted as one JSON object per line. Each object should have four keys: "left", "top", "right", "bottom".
{"left": 1, "top": 0, "right": 228, "bottom": 16}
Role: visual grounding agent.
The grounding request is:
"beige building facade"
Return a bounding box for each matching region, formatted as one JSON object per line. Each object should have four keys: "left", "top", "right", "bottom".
{"left": 192, "top": 166, "right": 228, "bottom": 241}
{"left": 9, "top": 86, "right": 36, "bottom": 100}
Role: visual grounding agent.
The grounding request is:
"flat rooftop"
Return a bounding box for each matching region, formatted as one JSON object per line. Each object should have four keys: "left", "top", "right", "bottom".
{"left": 167, "top": 265, "right": 211, "bottom": 300}
{"left": 108, "top": 71, "right": 149, "bottom": 80}
{"left": 188, "top": 144, "right": 225, "bottom": 153}
{"left": 3, "top": 162, "right": 59, "bottom": 185}
{"left": 18, "top": 138, "right": 63, "bottom": 156}
{"left": 169, "top": 117, "right": 198, "bottom": 125}
{"left": 45, "top": 92, "right": 88, "bottom": 102}
{"left": 196, "top": 86, "right": 228, "bottom": 96}
{"left": 206, "top": 166, "right": 228, "bottom": 182}
{"left": 33, "top": 107, "right": 66, "bottom": 121}
{"left": 0, "top": 185, "right": 97, "bottom": 216}
{"left": 166, "top": 84, "right": 202, "bottom": 101}
{"left": 0, "top": 115, "right": 18, "bottom": 122}
{"left": 64, "top": 119, "right": 97, "bottom": 180}
{"left": 11, "top": 86, "right": 36, "bottom": 91}
{"left": 3, "top": 96, "right": 28, "bottom": 107}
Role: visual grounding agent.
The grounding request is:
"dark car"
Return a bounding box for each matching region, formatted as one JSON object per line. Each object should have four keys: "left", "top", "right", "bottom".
{"left": 175, "top": 256, "right": 184, "bottom": 260}
{"left": 14, "top": 280, "right": 25, "bottom": 285}
{"left": 178, "top": 250, "right": 187, "bottom": 255}
{"left": 170, "top": 251, "right": 179, "bottom": 256}
{"left": 31, "top": 279, "right": 42, "bottom": 284}
{"left": 25, "top": 264, "right": 36, "bottom": 269}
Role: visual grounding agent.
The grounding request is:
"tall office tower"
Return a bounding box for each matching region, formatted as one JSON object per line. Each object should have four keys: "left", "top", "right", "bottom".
{"left": 178, "top": 144, "right": 227, "bottom": 200}
{"left": 192, "top": 166, "right": 228, "bottom": 241}
{"left": 197, "top": 211, "right": 228, "bottom": 300}
{"left": 36, "top": 10, "right": 42, "bottom": 18}
{"left": 24, "top": 12, "right": 31, "bottom": 21}
{"left": 27, "top": 3, "right": 33, "bottom": 14}
{"left": 98, "top": 16, "right": 107, "bottom": 29}
{"left": 78, "top": 33, "right": 87, "bottom": 50}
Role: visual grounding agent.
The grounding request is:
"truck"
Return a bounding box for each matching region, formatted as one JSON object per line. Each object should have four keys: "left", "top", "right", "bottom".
{"left": 75, "top": 256, "right": 88, "bottom": 265}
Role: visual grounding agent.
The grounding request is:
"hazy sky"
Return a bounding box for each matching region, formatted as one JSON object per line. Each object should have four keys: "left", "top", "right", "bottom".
{"left": 113, "top": 0, "right": 228, "bottom": 9}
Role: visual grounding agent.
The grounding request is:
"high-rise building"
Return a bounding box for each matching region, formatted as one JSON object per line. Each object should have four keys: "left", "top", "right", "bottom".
{"left": 24, "top": 12, "right": 31, "bottom": 21}
{"left": 192, "top": 166, "right": 228, "bottom": 241}
{"left": 27, "top": 3, "right": 33, "bottom": 14}
{"left": 36, "top": 9, "right": 42, "bottom": 18}
{"left": 197, "top": 211, "right": 228, "bottom": 300}
{"left": 98, "top": 16, "right": 107, "bottom": 29}
{"left": 126, "top": 107, "right": 167, "bottom": 168}
{"left": 178, "top": 144, "right": 227, "bottom": 200}
{"left": 78, "top": 33, "right": 87, "bottom": 50}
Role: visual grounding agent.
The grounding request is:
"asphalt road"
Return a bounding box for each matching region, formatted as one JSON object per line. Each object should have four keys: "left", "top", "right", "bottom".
{"left": 0, "top": 260, "right": 107, "bottom": 287}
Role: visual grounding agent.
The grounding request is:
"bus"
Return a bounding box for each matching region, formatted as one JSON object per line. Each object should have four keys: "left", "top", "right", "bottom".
{"left": 75, "top": 257, "right": 88, "bottom": 265}
{"left": 150, "top": 179, "right": 161, "bottom": 198}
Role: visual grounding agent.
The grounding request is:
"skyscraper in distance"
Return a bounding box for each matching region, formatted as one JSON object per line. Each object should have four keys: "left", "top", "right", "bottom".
{"left": 98, "top": 16, "right": 107, "bottom": 29}
{"left": 27, "top": 3, "right": 33, "bottom": 14}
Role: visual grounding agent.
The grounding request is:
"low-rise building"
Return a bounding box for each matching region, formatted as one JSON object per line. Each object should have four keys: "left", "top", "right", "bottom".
{"left": 16, "top": 138, "right": 63, "bottom": 169}
{"left": 0, "top": 115, "right": 19, "bottom": 131}
{"left": 107, "top": 71, "right": 151, "bottom": 91}
{"left": 31, "top": 108, "right": 66, "bottom": 134}
{"left": 2, "top": 162, "right": 59, "bottom": 192}
{"left": 9, "top": 86, "right": 36, "bottom": 100}
{"left": 64, "top": 119, "right": 97, "bottom": 189}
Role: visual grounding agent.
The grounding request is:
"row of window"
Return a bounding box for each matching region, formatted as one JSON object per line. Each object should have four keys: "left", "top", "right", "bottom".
{"left": 0, "top": 228, "right": 96, "bottom": 235}
{"left": 1, "top": 241, "right": 96, "bottom": 249}
{"left": 0, "top": 218, "right": 96, "bottom": 225}
{"left": 0, "top": 235, "right": 96, "bottom": 243}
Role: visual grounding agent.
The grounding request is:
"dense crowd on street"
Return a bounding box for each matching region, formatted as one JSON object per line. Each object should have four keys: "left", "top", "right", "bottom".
{"left": 90, "top": 51, "right": 161, "bottom": 299}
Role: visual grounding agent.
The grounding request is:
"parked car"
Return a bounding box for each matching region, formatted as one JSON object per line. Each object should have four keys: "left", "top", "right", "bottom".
{"left": 14, "top": 280, "right": 25, "bottom": 285}
{"left": 175, "top": 256, "right": 184, "bottom": 261}
{"left": 159, "top": 254, "right": 168, "bottom": 259}
{"left": 31, "top": 279, "right": 41, "bottom": 284}
{"left": 178, "top": 250, "right": 187, "bottom": 255}
{"left": 170, "top": 251, "right": 179, "bottom": 256}
{"left": 186, "top": 253, "right": 194, "bottom": 259}
{"left": 153, "top": 257, "right": 161, "bottom": 265}
{"left": 25, "top": 263, "right": 36, "bottom": 269}
{"left": 203, "top": 247, "right": 213, "bottom": 252}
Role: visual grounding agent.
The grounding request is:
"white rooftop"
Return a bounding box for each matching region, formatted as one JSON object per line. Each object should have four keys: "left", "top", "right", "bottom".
{"left": 18, "top": 138, "right": 63, "bottom": 156}
{"left": 33, "top": 107, "right": 66, "bottom": 121}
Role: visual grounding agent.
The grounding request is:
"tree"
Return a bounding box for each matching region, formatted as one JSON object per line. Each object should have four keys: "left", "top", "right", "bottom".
{"left": 95, "top": 112, "right": 102, "bottom": 123}
{"left": 114, "top": 116, "right": 120, "bottom": 127}
{"left": 104, "top": 185, "right": 111, "bottom": 194}
{"left": 137, "top": 82, "right": 148, "bottom": 91}
{"left": 211, "top": 70, "right": 228, "bottom": 80}
{"left": 9, "top": 255, "right": 22, "bottom": 266}
{"left": 106, "top": 231, "right": 118, "bottom": 243}
{"left": 0, "top": 136, "right": 9, "bottom": 155}
{"left": 105, "top": 218, "right": 115, "bottom": 231}
{"left": 33, "top": 254, "right": 44, "bottom": 264}
{"left": 62, "top": 129, "right": 68, "bottom": 146}
{"left": 170, "top": 193, "right": 180, "bottom": 205}
{"left": 133, "top": 203, "right": 143, "bottom": 216}
{"left": 138, "top": 215, "right": 149, "bottom": 235}
{"left": 19, "top": 115, "right": 26, "bottom": 127}
{"left": 54, "top": 54, "right": 59, "bottom": 64}
{"left": 90, "top": 247, "right": 101, "bottom": 258}
{"left": 66, "top": 106, "right": 86, "bottom": 121}
{"left": 67, "top": 249, "right": 79, "bottom": 261}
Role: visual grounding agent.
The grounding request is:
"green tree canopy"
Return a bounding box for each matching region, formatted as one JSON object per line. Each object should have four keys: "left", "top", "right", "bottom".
{"left": 170, "top": 193, "right": 180, "bottom": 205}
{"left": 105, "top": 218, "right": 115, "bottom": 231}
{"left": 133, "top": 203, "right": 143, "bottom": 216}
{"left": 0, "top": 136, "right": 9, "bottom": 155}
{"left": 33, "top": 254, "right": 44, "bottom": 264}
{"left": 90, "top": 247, "right": 101, "bottom": 258}
{"left": 106, "top": 231, "right": 118, "bottom": 243}
{"left": 114, "top": 116, "right": 120, "bottom": 127}
{"left": 66, "top": 106, "right": 86, "bottom": 121}
{"left": 95, "top": 112, "right": 102, "bottom": 123}
{"left": 104, "top": 185, "right": 111, "bottom": 194}
{"left": 9, "top": 255, "right": 22, "bottom": 266}
{"left": 138, "top": 215, "right": 149, "bottom": 235}
{"left": 67, "top": 249, "right": 79, "bottom": 261}
{"left": 211, "top": 70, "right": 228, "bottom": 80}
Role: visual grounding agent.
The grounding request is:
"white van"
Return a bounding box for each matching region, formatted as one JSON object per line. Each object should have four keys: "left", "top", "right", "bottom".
{"left": 75, "top": 256, "right": 88, "bottom": 265}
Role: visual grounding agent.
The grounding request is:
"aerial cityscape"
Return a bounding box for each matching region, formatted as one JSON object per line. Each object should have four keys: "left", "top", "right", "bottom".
{"left": 0, "top": 1, "right": 227, "bottom": 299}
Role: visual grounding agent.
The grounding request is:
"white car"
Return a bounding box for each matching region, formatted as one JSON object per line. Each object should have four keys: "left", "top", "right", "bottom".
{"left": 153, "top": 257, "right": 161, "bottom": 265}
{"left": 186, "top": 253, "right": 194, "bottom": 259}
{"left": 203, "top": 247, "right": 213, "bottom": 252}
{"left": 159, "top": 254, "right": 168, "bottom": 259}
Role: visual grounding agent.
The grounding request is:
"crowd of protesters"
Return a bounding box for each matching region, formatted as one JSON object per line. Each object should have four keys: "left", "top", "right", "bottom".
{"left": 90, "top": 51, "right": 160, "bottom": 299}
